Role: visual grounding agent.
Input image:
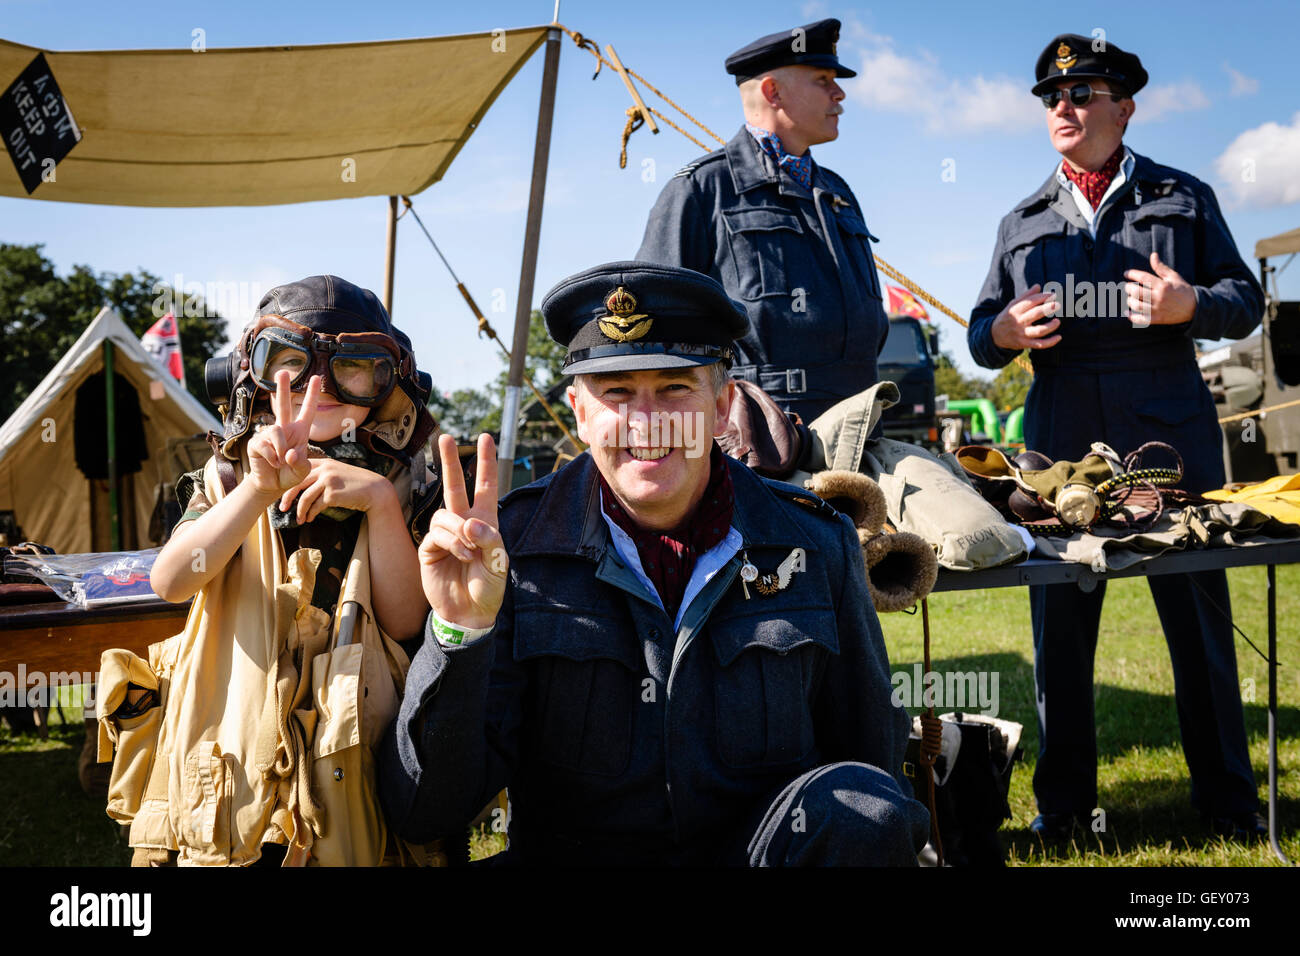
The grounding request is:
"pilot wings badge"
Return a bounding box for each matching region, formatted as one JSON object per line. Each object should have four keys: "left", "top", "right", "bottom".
{"left": 597, "top": 286, "right": 652, "bottom": 343}
{"left": 740, "top": 548, "right": 807, "bottom": 598}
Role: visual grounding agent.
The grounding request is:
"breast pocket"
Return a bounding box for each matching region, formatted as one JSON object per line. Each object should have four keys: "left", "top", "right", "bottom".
{"left": 722, "top": 206, "right": 804, "bottom": 300}
{"left": 709, "top": 610, "right": 837, "bottom": 770}
{"left": 1123, "top": 198, "right": 1196, "bottom": 278}
{"left": 514, "top": 608, "right": 642, "bottom": 777}
{"left": 1005, "top": 215, "right": 1071, "bottom": 293}
{"left": 834, "top": 211, "right": 883, "bottom": 300}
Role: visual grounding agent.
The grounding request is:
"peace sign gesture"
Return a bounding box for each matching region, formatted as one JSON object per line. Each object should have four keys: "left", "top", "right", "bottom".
{"left": 247, "top": 369, "right": 322, "bottom": 497}
{"left": 419, "top": 433, "right": 508, "bottom": 631}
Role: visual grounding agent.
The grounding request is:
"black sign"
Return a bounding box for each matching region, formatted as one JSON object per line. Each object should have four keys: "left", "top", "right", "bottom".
{"left": 1, "top": 53, "right": 81, "bottom": 195}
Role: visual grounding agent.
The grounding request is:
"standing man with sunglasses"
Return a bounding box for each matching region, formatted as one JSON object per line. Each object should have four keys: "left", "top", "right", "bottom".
{"left": 968, "top": 35, "right": 1266, "bottom": 841}
{"left": 637, "top": 18, "right": 889, "bottom": 423}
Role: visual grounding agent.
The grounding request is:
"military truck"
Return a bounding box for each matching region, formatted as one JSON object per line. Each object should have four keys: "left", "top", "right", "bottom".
{"left": 1198, "top": 226, "right": 1300, "bottom": 481}
{"left": 878, "top": 314, "right": 940, "bottom": 448}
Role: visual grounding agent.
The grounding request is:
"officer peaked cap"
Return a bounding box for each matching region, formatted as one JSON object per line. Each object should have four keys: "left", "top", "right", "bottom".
{"left": 542, "top": 262, "right": 749, "bottom": 376}
{"left": 725, "top": 18, "right": 857, "bottom": 84}
{"left": 1032, "top": 33, "right": 1148, "bottom": 97}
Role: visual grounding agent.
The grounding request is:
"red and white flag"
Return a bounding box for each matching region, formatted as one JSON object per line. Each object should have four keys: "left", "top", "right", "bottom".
{"left": 885, "top": 285, "right": 930, "bottom": 322}
{"left": 141, "top": 313, "right": 185, "bottom": 384}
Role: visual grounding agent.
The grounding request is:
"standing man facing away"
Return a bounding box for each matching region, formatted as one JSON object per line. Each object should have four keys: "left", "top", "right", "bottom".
{"left": 637, "top": 18, "right": 888, "bottom": 423}
{"left": 380, "top": 262, "right": 929, "bottom": 865}
{"left": 968, "top": 34, "right": 1266, "bottom": 840}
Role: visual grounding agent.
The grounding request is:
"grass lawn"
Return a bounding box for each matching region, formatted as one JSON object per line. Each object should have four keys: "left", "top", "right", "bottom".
{"left": 879, "top": 563, "right": 1300, "bottom": 866}
{"left": 3, "top": 564, "right": 1296, "bottom": 866}
{"left": 0, "top": 686, "right": 132, "bottom": 867}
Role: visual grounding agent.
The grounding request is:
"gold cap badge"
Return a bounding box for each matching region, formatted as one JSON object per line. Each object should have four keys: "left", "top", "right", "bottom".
{"left": 1055, "top": 42, "right": 1077, "bottom": 70}
{"left": 597, "top": 286, "right": 652, "bottom": 343}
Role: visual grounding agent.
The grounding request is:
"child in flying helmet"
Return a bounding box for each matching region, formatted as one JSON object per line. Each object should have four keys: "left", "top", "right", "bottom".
{"left": 136, "top": 275, "right": 441, "bottom": 866}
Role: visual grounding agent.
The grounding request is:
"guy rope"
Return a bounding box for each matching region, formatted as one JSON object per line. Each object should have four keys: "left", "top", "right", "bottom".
{"left": 398, "top": 195, "right": 584, "bottom": 451}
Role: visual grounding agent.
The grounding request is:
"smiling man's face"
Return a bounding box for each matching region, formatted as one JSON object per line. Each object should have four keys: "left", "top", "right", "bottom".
{"left": 568, "top": 365, "right": 734, "bottom": 531}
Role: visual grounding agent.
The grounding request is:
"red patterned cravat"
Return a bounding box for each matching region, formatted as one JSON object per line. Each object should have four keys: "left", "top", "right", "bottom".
{"left": 1061, "top": 145, "right": 1125, "bottom": 210}
{"left": 600, "top": 444, "right": 735, "bottom": 618}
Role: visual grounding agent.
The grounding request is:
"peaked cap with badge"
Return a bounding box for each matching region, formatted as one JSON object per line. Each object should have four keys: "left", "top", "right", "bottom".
{"left": 724, "top": 17, "right": 857, "bottom": 84}
{"left": 542, "top": 261, "right": 750, "bottom": 376}
{"left": 1031, "top": 33, "right": 1148, "bottom": 96}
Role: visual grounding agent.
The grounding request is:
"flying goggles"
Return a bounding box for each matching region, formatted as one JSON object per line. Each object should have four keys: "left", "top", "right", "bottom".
{"left": 244, "top": 316, "right": 409, "bottom": 407}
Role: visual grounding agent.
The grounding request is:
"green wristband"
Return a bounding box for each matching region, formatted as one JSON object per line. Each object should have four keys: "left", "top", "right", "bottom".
{"left": 430, "top": 612, "right": 491, "bottom": 648}
{"left": 431, "top": 616, "right": 467, "bottom": 646}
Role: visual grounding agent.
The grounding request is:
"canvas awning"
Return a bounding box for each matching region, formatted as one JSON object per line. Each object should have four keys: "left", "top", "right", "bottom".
{"left": 1256, "top": 227, "right": 1300, "bottom": 260}
{"left": 0, "top": 27, "right": 550, "bottom": 206}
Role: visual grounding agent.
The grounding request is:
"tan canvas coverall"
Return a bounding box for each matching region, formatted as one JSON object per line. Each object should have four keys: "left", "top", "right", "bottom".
{"left": 99, "top": 449, "right": 418, "bottom": 866}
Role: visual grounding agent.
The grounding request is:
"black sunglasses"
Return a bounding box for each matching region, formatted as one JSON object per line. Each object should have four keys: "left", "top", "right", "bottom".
{"left": 1041, "top": 83, "right": 1124, "bottom": 109}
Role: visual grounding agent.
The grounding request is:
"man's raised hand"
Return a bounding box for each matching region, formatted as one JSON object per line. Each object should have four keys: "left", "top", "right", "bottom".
{"left": 1124, "top": 252, "right": 1197, "bottom": 328}
{"left": 247, "top": 369, "right": 321, "bottom": 497}
{"left": 990, "top": 283, "right": 1062, "bottom": 351}
{"left": 419, "top": 433, "right": 508, "bottom": 631}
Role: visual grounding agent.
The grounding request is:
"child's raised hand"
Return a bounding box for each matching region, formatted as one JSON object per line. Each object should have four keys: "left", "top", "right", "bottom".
{"left": 247, "top": 370, "right": 322, "bottom": 497}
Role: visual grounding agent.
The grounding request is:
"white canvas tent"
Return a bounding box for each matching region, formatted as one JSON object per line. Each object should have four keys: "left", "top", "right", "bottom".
{"left": 0, "top": 306, "right": 221, "bottom": 553}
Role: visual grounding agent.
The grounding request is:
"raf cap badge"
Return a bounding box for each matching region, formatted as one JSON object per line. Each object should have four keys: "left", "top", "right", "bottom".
{"left": 597, "top": 286, "right": 653, "bottom": 343}
{"left": 1055, "top": 42, "right": 1077, "bottom": 70}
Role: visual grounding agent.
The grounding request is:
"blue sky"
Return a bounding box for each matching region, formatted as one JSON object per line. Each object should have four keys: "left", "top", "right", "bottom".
{"left": 3, "top": 0, "right": 1298, "bottom": 396}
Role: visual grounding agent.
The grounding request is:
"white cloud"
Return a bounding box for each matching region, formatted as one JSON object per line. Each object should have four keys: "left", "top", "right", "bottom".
{"left": 842, "top": 29, "right": 1040, "bottom": 134}
{"left": 1224, "top": 63, "right": 1259, "bottom": 97}
{"left": 1214, "top": 112, "right": 1300, "bottom": 208}
{"left": 1133, "top": 81, "right": 1211, "bottom": 123}
{"left": 800, "top": 0, "right": 829, "bottom": 18}
{"left": 839, "top": 20, "right": 1213, "bottom": 136}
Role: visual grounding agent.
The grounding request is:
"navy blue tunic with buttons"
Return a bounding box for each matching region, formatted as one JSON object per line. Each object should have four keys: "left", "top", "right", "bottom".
{"left": 967, "top": 150, "right": 1265, "bottom": 821}
{"left": 637, "top": 127, "right": 889, "bottom": 422}
{"left": 969, "top": 150, "right": 1262, "bottom": 486}
{"left": 379, "top": 452, "right": 929, "bottom": 865}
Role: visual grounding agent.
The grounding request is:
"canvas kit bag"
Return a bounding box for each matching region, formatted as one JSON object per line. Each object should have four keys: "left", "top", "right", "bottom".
{"left": 790, "top": 383, "right": 1026, "bottom": 571}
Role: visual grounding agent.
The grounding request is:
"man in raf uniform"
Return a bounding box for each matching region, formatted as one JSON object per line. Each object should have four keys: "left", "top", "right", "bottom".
{"left": 380, "top": 262, "right": 929, "bottom": 865}
{"left": 968, "top": 34, "right": 1266, "bottom": 840}
{"left": 636, "top": 18, "right": 888, "bottom": 423}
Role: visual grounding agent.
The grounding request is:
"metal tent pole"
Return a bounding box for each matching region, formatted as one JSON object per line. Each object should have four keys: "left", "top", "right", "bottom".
{"left": 383, "top": 195, "right": 399, "bottom": 315}
{"left": 498, "top": 26, "right": 562, "bottom": 493}
{"left": 1266, "top": 563, "right": 1291, "bottom": 865}
{"left": 104, "top": 340, "right": 121, "bottom": 551}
